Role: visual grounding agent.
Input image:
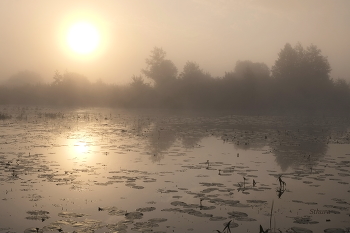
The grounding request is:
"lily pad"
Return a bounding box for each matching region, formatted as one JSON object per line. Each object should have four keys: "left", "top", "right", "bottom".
{"left": 235, "top": 217, "right": 256, "bottom": 221}
{"left": 148, "top": 218, "right": 167, "bottom": 223}
{"left": 222, "top": 221, "right": 239, "bottom": 228}
{"left": 293, "top": 216, "right": 319, "bottom": 224}
{"left": 246, "top": 200, "right": 267, "bottom": 204}
{"left": 136, "top": 207, "right": 156, "bottom": 212}
{"left": 106, "top": 220, "right": 130, "bottom": 232}
{"left": 125, "top": 211, "right": 144, "bottom": 220}
{"left": 289, "top": 226, "right": 313, "bottom": 233}
{"left": 324, "top": 229, "right": 345, "bottom": 233}
{"left": 209, "top": 216, "right": 227, "bottom": 221}
{"left": 227, "top": 211, "right": 248, "bottom": 218}
{"left": 58, "top": 212, "right": 86, "bottom": 218}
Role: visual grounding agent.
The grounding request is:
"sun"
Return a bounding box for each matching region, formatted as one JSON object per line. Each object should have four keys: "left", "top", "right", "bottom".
{"left": 67, "top": 21, "right": 100, "bottom": 55}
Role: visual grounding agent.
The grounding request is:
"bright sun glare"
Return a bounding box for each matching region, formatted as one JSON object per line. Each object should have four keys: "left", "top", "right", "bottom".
{"left": 74, "top": 141, "right": 89, "bottom": 154}
{"left": 67, "top": 21, "right": 100, "bottom": 55}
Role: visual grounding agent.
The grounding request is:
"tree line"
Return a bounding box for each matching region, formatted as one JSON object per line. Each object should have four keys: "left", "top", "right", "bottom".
{"left": 0, "top": 43, "right": 349, "bottom": 114}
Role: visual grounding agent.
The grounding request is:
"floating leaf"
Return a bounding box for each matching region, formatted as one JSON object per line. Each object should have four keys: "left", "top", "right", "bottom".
{"left": 136, "top": 207, "right": 156, "bottom": 212}
{"left": 209, "top": 216, "right": 227, "bottom": 221}
{"left": 125, "top": 211, "right": 143, "bottom": 220}
{"left": 324, "top": 229, "right": 345, "bottom": 233}
{"left": 227, "top": 211, "right": 248, "bottom": 218}
{"left": 58, "top": 212, "right": 86, "bottom": 218}
{"left": 288, "top": 226, "right": 313, "bottom": 233}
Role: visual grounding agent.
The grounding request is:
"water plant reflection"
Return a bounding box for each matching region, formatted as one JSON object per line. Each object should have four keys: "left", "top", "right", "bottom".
{"left": 276, "top": 186, "right": 286, "bottom": 199}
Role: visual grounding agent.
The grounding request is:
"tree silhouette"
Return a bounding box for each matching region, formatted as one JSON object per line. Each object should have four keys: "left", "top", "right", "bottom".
{"left": 271, "top": 43, "right": 332, "bottom": 111}
{"left": 331, "top": 78, "right": 350, "bottom": 112}
{"left": 142, "top": 47, "right": 178, "bottom": 88}
{"left": 272, "top": 43, "right": 331, "bottom": 85}
{"left": 177, "top": 61, "right": 214, "bottom": 108}
{"left": 50, "top": 71, "right": 91, "bottom": 106}
{"left": 130, "top": 75, "right": 149, "bottom": 88}
{"left": 179, "top": 61, "right": 210, "bottom": 81}
{"left": 53, "top": 70, "right": 63, "bottom": 85}
{"left": 0, "top": 43, "right": 349, "bottom": 113}
{"left": 221, "top": 60, "right": 272, "bottom": 111}
{"left": 127, "top": 75, "right": 154, "bottom": 107}
{"left": 234, "top": 60, "right": 270, "bottom": 80}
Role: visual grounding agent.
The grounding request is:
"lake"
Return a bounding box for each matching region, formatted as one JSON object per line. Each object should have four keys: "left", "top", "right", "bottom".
{"left": 0, "top": 106, "right": 349, "bottom": 233}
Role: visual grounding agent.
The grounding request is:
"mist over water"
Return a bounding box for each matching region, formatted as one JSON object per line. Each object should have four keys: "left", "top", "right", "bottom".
{"left": 1, "top": 44, "right": 350, "bottom": 115}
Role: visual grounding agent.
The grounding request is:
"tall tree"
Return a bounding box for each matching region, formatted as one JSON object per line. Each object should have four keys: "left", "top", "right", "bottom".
{"left": 234, "top": 60, "right": 270, "bottom": 80}
{"left": 142, "top": 47, "right": 178, "bottom": 88}
{"left": 180, "top": 61, "right": 209, "bottom": 81}
{"left": 53, "top": 70, "right": 63, "bottom": 85}
{"left": 271, "top": 43, "right": 332, "bottom": 110}
{"left": 271, "top": 43, "right": 331, "bottom": 85}
{"left": 177, "top": 61, "right": 213, "bottom": 108}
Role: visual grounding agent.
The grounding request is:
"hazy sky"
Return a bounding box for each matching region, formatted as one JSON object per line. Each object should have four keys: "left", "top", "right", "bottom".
{"left": 1, "top": 0, "right": 350, "bottom": 84}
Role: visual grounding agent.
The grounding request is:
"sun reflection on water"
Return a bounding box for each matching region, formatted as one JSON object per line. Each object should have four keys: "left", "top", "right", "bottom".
{"left": 73, "top": 141, "right": 89, "bottom": 155}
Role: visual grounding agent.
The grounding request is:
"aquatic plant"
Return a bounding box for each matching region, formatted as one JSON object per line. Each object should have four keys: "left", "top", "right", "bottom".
{"left": 44, "top": 112, "right": 64, "bottom": 119}
{"left": 277, "top": 175, "right": 286, "bottom": 188}
{"left": 222, "top": 220, "right": 232, "bottom": 233}
{"left": 216, "top": 220, "right": 232, "bottom": 233}
{"left": 259, "top": 224, "right": 269, "bottom": 233}
{"left": 276, "top": 186, "right": 285, "bottom": 198}
{"left": 270, "top": 200, "right": 274, "bottom": 231}
{"left": 206, "top": 160, "right": 210, "bottom": 169}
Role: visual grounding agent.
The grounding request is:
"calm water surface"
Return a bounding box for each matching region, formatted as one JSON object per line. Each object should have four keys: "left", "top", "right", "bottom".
{"left": 0, "top": 106, "right": 349, "bottom": 233}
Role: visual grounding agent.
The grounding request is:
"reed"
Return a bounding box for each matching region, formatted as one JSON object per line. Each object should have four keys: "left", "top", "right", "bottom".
{"left": 216, "top": 220, "right": 232, "bottom": 233}
{"left": 270, "top": 200, "right": 274, "bottom": 231}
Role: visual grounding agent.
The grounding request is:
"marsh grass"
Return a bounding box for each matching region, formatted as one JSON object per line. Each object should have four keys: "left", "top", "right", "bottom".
{"left": 0, "top": 112, "right": 11, "bottom": 120}
{"left": 44, "top": 112, "right": 64, "bottom": 119}
{"left": 36, "top": 112, "right": 64, "bottom": 119}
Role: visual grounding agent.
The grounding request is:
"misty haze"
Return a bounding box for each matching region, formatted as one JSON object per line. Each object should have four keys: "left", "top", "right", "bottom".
{"left": 1, "top": 1, "right": 350, "bottom": 233}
